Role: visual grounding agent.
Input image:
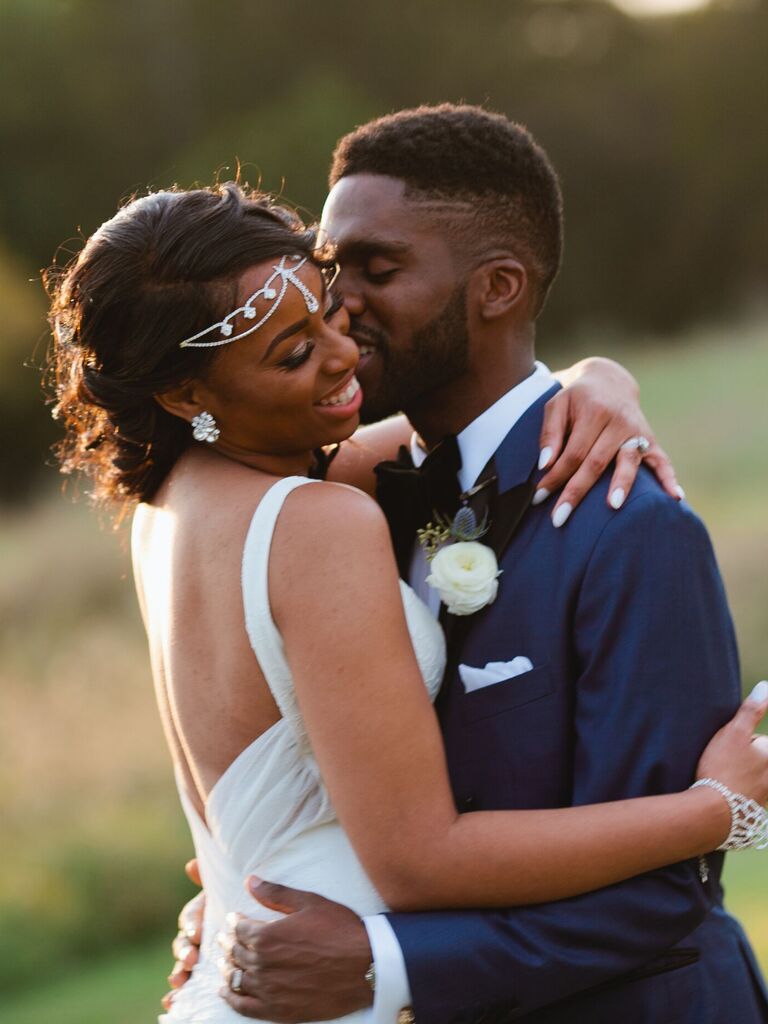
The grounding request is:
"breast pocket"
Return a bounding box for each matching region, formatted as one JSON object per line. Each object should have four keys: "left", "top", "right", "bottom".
{"left": 462, "top": 665, "right": 553, "bottom": 723}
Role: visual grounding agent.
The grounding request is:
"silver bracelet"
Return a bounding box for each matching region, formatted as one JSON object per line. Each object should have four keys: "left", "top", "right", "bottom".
{"left": 691, "top": 778, "right": 768, "bottom": 851}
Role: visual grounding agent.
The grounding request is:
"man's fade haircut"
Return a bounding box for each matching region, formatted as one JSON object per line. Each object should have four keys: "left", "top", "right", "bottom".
{"left": 329, "top": 104, "right": 563, "bottom": 317}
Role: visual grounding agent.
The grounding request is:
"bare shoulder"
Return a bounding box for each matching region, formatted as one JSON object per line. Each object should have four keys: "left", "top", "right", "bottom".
{"left": 276, "top": 479, "right": 389, "bottom": 544}
{"left": 270, "top": 480, "right": 397, "bottom": 619}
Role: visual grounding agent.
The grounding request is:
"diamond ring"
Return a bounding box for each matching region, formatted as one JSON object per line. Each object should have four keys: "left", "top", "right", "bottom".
{"left": 230, "top": 967, "right": 244, "bottom": 994}
{"left": 620, "top": 435, "right": 651, "bottom": 455}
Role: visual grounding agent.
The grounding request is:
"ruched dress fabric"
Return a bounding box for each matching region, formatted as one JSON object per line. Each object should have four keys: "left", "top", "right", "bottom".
{"left": 161, "top": 476, "right": 446, "bottom": 1024}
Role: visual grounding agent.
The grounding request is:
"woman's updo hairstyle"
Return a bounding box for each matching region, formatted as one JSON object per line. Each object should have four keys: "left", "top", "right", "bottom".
{"left": 45, "top": 182, "right": 317, "bottom": 517}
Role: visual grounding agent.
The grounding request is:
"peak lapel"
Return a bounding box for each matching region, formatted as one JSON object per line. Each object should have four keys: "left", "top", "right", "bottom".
{"left": 440, "top": 382, "right": 561, "bottom": 660}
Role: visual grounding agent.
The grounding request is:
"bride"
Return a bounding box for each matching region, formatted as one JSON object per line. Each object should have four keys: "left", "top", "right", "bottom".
{"left": 46, "top": 183, "right": 768, "bottom": 1024}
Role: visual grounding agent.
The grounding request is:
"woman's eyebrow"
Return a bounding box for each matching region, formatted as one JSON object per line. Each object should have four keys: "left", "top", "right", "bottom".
{"left": 261, "top": 318, "right": 310, "bottom": 361}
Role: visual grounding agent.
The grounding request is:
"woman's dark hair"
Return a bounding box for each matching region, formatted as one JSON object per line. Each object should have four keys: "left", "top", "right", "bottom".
{"left": 45, "top": 182, "right": 317, "bottom": 518}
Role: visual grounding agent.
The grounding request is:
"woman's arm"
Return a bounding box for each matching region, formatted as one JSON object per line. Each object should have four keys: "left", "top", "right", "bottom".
{"left": 272, "top": 484, "right": 768, "bottom": 912}
{"left": 541, "top": 356, "right": 680, "bottom": 520}
{"left": 328, "top": 357, "right": 681, "bottom": 512}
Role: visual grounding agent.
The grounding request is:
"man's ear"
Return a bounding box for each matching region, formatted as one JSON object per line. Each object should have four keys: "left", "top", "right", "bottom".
{"left": 154, "top": 379, "right": 207, "bottom": 424}
{"left": 471, "top": 258, "right": 529, "bottom": 320}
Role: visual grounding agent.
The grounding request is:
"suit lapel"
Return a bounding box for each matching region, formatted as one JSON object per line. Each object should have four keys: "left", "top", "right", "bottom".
{"left": 440, "top": 382, "right": 562, "bottom": 667}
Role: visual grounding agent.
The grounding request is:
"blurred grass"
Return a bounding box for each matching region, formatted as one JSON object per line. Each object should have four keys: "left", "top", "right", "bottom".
{"left": 1, "top": 940, "right": 170, "bottom": 1024}
{"left": 0, "top": 320, "right": 766, "bottom": 1016}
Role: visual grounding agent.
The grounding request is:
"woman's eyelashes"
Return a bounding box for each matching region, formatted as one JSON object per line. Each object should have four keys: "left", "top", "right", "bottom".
{"left": 277, "top": 291, "right": 343, "bottom": 371}
{"left": 278, "top": 339, "right": 315, "bottom": 371}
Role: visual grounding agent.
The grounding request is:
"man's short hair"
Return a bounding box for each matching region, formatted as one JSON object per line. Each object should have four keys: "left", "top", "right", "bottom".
{"left": 330, "top": 104, "right": 563, "bottom": 316}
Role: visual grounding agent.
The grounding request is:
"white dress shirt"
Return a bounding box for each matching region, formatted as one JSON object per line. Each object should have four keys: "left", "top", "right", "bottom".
{"left": 363, "top": 361, "right": 556, "bottom": 1023}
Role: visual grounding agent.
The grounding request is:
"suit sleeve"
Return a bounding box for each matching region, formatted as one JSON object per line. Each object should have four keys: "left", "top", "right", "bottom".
{"left": 386, "top": 492, "right": 741, "bottom": 1024}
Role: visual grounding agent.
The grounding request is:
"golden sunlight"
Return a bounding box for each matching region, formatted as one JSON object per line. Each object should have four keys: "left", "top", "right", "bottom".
{"left": 611, "top": 0, "right": 710, "bottom": 15}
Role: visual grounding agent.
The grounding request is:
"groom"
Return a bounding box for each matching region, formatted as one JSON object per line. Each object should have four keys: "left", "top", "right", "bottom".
{"left": 218, "top": 106, "right": 767, "bottom": 1022}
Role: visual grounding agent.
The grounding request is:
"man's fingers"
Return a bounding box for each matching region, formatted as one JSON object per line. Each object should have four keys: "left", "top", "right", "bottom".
{"left": 221, "top": 989, "right": 270, "bottom": 1019}
{"left": 232, "top": 915, "right": 267, "bottom": 950}
{"left": 247, "top": 877, "right": 315, "bottom": 915}
{"left": 219, "top": 961, "right": 262, "bottom": 1004}
{"left": 228, "top": 939, "right": 260, "bottom": 967}
{"left": 185, "top": 858, "right": 202, "bottom": 887}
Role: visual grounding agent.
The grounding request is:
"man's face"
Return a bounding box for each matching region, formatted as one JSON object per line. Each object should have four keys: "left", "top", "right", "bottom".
{"left": 320, "top": 174, "right": 470, "bottom": 423}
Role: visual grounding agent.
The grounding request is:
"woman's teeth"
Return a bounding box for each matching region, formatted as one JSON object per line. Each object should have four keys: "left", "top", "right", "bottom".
{"left": 357, "top": 345, "right": 375, "bottom": 357}
{"left": 318, "top": 377, "right": 360, "bottom": 407}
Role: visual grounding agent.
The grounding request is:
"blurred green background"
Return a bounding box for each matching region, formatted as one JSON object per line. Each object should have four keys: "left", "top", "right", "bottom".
{"left": 1, "top": 0, "right": 766, "bottom": 1018}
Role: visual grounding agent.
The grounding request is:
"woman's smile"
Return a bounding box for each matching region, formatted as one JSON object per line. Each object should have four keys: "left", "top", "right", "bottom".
{"left": 315, "top": 374, "right": 363, "bottom": 416}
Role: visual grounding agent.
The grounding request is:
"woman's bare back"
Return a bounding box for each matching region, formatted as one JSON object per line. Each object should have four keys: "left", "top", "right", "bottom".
{"left": 132, "top": 447, "right": 283, "bottom": 821}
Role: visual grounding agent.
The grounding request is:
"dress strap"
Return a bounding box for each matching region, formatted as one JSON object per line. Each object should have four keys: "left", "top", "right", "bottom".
{"left": 241, "top": 476, "right": 319, "bottom": 752}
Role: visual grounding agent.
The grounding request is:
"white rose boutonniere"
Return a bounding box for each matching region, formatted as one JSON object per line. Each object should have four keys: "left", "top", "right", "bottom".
{"left": 426, "top": 541, "right": 501, "bottom": 616}
{"left": 418, "top": 506, "right": 501, "bottom": 616}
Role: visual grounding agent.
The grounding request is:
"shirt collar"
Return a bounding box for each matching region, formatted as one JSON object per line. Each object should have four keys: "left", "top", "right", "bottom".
{"left": 410, "top": 361, "right": 555, "bottom": 491}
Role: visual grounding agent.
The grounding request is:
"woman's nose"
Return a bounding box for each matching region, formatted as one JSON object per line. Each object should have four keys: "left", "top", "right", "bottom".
{"left": 322, "top": 313, "right": 358, "bottom": 374}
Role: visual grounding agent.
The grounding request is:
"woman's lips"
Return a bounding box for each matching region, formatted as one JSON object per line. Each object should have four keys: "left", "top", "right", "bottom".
{"left": 316, "top": 375, "right": 362, "bottom": 410}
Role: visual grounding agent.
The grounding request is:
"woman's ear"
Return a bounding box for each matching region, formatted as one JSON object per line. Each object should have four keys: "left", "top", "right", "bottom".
{"left": 472, "top": 258, "right": 529, "bottom": 320}
{"left": 154, "top": 379, "right": 206, "bottom": 424}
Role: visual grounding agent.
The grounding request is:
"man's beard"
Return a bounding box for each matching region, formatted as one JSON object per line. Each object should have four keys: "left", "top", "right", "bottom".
{"left": 357, "top": 284, "right": 470, "bottom": 424}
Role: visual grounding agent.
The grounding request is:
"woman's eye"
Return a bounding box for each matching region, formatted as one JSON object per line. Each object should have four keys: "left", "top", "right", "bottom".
{"left": 278, "top": 340, "right": 315, "bottom": 371}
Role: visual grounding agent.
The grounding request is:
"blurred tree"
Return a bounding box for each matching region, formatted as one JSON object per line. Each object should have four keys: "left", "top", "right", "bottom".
{"left": 0, "top": 246, "right": 52, "bottom": 502}
{"left": 0, "top": 0, "right": 765, "bottom": 498}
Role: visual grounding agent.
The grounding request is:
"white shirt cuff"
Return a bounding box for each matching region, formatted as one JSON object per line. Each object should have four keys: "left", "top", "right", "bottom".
{"left": 363, "top": 915, "right": 412, "bottom": 1024}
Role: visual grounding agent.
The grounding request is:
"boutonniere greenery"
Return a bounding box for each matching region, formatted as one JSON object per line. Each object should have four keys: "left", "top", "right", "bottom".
{"left": 418, "top": 507, "right": 502, "bottom": 616}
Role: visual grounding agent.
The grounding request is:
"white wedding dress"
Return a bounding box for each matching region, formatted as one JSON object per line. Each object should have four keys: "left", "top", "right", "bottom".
{"left": 161, "top": 477, "right": 446, "bottom": 1024}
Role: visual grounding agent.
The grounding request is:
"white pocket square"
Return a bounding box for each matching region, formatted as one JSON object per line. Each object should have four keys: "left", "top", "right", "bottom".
{"left": 459, "top": 657, "right": 534, "bottom": 693}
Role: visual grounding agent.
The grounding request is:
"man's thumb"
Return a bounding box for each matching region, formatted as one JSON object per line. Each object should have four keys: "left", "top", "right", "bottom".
{"left": 247, "top": 877, "right": 314, "bottom": 914}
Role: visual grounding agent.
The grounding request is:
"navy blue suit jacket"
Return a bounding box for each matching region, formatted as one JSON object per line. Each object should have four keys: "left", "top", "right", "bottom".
{"left": 386, "top": 386, "right": 768, "bottom": 1024}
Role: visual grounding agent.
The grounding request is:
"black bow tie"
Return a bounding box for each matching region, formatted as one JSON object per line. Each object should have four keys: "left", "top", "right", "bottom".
{"left": 375, "top": 435, "right": 463, "bottom": 576}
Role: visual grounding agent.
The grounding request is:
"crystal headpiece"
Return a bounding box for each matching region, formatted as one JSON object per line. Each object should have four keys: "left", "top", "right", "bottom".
{"left": 179, "top": 254, "right": 320, "bottom": 349}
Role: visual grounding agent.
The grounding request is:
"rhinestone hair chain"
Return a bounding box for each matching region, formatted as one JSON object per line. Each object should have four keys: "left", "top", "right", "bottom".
{"left": 179, "top": 254, "right": 320, "bottom": 349}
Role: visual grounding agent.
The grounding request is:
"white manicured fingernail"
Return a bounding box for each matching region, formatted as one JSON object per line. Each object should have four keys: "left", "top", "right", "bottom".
{"left": 609, "top": 487, "right": 625, "bottom": 510}
{"left": 532, "top": 488, "right": 550, "bottom": 506}
{"left": 552, "top": 502, "right": 572, "bottom": 528}
{"left": 538, "top": 446, "right": 553, "bottom": 470}
{"left": 747, "top": 681, "right": 768, "bottom": 706}
{"left": 675, "top": 484, "right": 686, "bottom": 500}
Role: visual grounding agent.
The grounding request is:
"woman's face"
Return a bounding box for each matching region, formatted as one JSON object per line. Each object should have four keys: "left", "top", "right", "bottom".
{"left": 193, "top": 257, "right": 361, "bottom": 457}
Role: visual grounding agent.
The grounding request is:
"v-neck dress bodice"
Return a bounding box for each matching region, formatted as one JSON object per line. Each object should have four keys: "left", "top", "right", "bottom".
{"left": 162, "top": 476, "right": 446, "bottom": 1024}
